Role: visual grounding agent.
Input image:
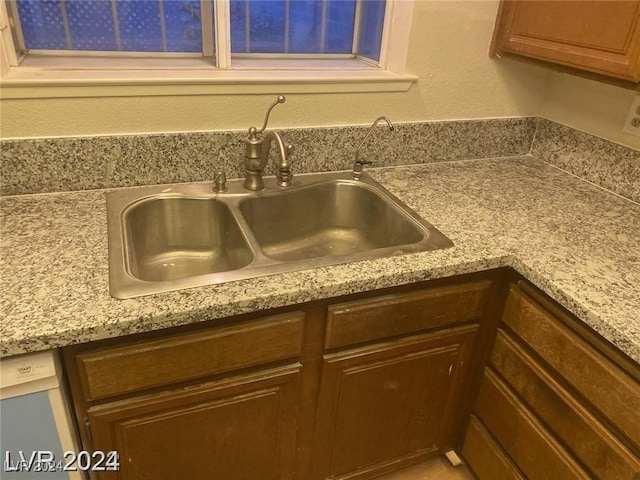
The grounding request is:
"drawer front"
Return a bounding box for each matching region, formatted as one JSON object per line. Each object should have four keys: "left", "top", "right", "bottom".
{"left": 474, "top": 368, "right": 589, "bottom": 479}
{"left": 490, "top": 329, "right": 640, "bottom": 480}
{"left": 325, "top": 280, "right": 491, "bottom": 349}
{"left": 76, "top": 312, "right": 304, "bottom": 401}
{"left": 462, "top": 415, "right": 525, "bottom": 480}
{"left": 503, "top": 285, "right": 640, "bottom": 449}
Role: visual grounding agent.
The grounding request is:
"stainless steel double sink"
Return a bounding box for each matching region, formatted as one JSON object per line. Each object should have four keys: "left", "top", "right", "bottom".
{"left": 106, "top": 171, "right": 453, "bottom": 299}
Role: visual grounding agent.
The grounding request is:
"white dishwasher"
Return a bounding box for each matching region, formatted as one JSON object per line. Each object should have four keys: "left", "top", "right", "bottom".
{"left": 1, "top": 350, "right": 84, "bottom": 479}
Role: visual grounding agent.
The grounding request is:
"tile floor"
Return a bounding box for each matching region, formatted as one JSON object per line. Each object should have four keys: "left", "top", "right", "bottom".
{"left": 378, "top": 456, "right": 475, "bottom": 480}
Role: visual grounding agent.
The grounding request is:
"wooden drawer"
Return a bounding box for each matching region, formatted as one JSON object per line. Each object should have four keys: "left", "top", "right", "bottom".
{"left": 474, "top": 367, "right": 589, "bottom": 479}
{"left": 503, "top": 285, "right": 640, "bottom": 450}
{"left": 490, "top": 329, "right": 640, "bottom": 479}
{"left": 462, "top": 415, "right": 525, "bottom": 480}
{"left": 325, "top": 280, "right": 491, "bottom": 349}
{"left": 75, "top": 312, "right": 304, "bottom": 401}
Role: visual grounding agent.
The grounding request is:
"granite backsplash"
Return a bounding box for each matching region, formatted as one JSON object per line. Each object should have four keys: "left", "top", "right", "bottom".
{"left": 532, "top": 119, "right": 640, "bottom": 204}
{"left": 1, "top": 117, "right": 638, "bottom": 203}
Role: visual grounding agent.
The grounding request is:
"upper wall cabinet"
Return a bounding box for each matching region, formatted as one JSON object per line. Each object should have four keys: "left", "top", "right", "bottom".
{"left": 491, "top": 1, "right": 640, "bottom": 83}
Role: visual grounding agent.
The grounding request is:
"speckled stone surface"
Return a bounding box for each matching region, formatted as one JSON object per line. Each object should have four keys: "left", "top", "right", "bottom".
{"left": 1, "top": 118, "right": 536, "bottom": 196}
{"left": 532, "top": 118, "right": 640, "bottom": 203}
{"left": 1, "top": 156, "right": 639, "bottom": 364}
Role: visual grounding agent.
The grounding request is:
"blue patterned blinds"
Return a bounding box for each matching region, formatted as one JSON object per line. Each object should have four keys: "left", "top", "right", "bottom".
{"left": 17, "top": 0, "right": 204, "bottom": 52}
{"left": 15, "top": 0, "right": 386, "bottom": 61}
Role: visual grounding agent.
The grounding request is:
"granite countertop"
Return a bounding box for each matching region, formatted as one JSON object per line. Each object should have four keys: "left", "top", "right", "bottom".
{"left": 1, "top": 156, "right": 639, "bottom": 363}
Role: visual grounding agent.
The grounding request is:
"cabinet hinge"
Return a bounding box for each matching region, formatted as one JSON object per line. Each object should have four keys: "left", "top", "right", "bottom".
{"left": 84, "top": 416, "right": 93, "bottom": 443}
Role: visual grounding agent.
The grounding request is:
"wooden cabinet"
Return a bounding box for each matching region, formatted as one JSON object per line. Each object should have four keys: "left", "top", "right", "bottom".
{"left": 64, "top": 311, "right": 306, "bottom": 480}
{"left": 312, "top": 280, "right": 494, "bottom": 479}
{"left": 491, "top": 1, "right": 640, "bottom": 83}
{"left": 62, "top": 272, "right": 500, "bottom": 480}
{"left": 313, "top": 326, "right": 478, "bottom": 480}
{"left": 463, "top": 280, "right": 640, "bottom": 479}
{"left": 63, "top": 271, "right": 640, "bottom": 480}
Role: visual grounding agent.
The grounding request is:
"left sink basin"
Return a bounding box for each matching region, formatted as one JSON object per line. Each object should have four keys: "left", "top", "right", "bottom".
{"left": 107, "top": 184, "right": 259, "bottom": 299}
{"left": 124, "top": 196, "right": 254, "bottom": 282}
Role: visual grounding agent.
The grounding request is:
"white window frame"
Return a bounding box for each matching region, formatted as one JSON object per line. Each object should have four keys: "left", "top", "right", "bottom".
{"left": 0, "top": 0, "right": 416, "bottom": 99}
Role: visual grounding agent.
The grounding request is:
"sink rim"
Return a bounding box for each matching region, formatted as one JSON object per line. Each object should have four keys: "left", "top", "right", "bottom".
{"left": 106, "top": 171, "right": 454, "bottom": 299}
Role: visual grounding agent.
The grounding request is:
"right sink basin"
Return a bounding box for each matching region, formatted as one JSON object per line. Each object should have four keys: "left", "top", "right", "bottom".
{"left": 239, "top": 179, "right": 442, "bottom": 262}
{"left": 106, "top": 171, "right": 453, "bottom": 299}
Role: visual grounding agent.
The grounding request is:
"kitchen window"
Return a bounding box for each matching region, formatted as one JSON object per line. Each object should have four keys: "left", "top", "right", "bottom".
{"left": 11, "top": 0, "right": 384, "bottom": 60}
{"left": 0, "top": 0, "right": 416, "bottom": 98}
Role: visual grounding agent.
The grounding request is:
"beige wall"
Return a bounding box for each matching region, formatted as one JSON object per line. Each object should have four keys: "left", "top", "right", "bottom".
{"left": 540, "top": 72, "right": 640, "bottom": 149}
{"left": 1, "top": 1, "right": 638, "bottom": 150}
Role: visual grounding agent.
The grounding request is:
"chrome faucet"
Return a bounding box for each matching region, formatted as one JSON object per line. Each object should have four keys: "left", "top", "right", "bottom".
{"left": 352, "top": 116, "right": 395, "bottom": 180}
{"left": 243, "top": 95, "right": 294, "bottom": 191}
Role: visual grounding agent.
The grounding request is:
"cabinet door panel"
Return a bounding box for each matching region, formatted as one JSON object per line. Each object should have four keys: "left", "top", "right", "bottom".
{"left": 493, "top": 1, "right": 640, "bottom": 81}
{"left": 314, "top": 326, "right": 477, "bottom": 480}
{"left": 88, "top": 365, "right": 301, "bottom": 480}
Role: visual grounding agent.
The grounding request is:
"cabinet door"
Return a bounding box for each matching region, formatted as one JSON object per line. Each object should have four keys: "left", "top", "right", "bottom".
{"left": 87, "top": 364, "right": 301, "bottom": 480}
{"left": 313, "top": 326, "right": 477, "bottom": 480}
{"left": 492, "top": 1, "right": 640, "bottom": 81}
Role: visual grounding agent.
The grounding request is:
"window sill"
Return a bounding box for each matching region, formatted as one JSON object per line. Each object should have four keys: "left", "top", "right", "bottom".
{"left": 0, "top": 61, "right": 417, "bottom": 99}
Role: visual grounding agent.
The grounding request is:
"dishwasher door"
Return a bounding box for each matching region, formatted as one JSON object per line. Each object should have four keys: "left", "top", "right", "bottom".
{"left": 1, "top": 350, "right": 84, "bottom": 480}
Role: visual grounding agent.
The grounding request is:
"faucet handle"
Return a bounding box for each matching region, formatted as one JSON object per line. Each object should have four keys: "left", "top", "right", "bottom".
{"left": 254, "top": 95, "right": 286, "bottom": 134}
{"left": 352, "top": 159, "right": 373, "bottom": 180}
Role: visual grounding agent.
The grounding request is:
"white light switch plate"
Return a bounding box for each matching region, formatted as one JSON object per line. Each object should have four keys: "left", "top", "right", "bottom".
{"left": 623, "top": 95, "right": 640, "bottom": 137}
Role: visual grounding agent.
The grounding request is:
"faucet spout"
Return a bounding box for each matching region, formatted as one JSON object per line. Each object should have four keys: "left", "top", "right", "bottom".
{"left": 352, "top": 116, "right": 395, "bottom": 180}
{"left": 262, "top": 131, "right": 294, "bottom": 187}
